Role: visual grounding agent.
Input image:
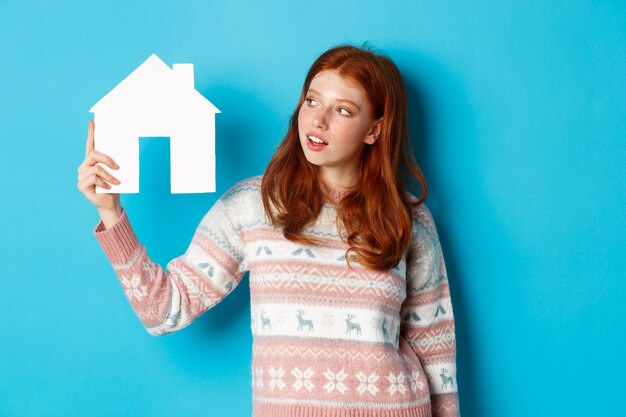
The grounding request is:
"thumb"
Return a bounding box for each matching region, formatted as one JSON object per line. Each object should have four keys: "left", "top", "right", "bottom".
{"left": 85, "top": 119, "right": 95, "bottom": 155}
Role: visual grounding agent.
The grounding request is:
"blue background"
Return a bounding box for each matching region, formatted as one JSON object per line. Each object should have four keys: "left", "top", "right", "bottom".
{"left": 1, "top": 1, "right": 624, "bottom": 416}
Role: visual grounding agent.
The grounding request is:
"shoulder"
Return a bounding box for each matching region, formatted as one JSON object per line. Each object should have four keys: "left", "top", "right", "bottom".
{"left": 404, "top": 191, "right": 440, "bottom": 247}
{"left": 216, "top": 175, "right": 265, "bottom": 226}
{"left": 220, "top": 175, "right": 263, "bottom": 203}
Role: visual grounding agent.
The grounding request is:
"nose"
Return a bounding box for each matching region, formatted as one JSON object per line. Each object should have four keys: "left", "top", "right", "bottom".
{"left": 312, "top": 108, "right": 328, "bottom": 130}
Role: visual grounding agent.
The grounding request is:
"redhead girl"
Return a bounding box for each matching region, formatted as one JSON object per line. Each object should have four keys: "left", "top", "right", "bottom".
{"left": 77, "top": 44, "right": 461, "bottom": 417}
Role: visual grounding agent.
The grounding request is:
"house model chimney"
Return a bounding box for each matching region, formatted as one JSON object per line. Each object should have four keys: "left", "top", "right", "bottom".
{"left": 173, "top": 63, "right": 194, "bottom": 89}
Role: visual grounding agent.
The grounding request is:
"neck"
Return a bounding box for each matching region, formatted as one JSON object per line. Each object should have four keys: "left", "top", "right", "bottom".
{"left": 318, "top": 166, "right": 359, "bottom": 191}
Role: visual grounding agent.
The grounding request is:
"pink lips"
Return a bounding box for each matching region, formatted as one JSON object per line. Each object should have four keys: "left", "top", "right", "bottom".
{"left": 304, "top": 131, "right": 328, "bottom": 152}
{"left": 306, "top": 131, "right": 328, "bottom": 145}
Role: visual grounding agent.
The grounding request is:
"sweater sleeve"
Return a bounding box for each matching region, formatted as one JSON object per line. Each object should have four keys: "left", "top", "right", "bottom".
{"left": 93, "top": 188, "right": 248, "bottom": 336}
{"left": 399, "top": 203, "right": 461, "bottom": 417}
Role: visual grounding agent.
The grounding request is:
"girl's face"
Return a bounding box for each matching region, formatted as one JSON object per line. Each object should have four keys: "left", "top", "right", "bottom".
{"left": 298, "top": 70, "right": 381, "bottom": 187}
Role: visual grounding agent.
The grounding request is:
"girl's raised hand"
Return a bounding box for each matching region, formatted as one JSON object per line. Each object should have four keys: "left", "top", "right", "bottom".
{"left": 76, "top": 120, "right": 122, "bottom": 213}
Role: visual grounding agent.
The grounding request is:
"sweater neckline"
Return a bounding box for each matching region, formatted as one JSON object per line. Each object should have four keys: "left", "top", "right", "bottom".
{"left": 319, "top": 181, "right": 354, "bottom": 205}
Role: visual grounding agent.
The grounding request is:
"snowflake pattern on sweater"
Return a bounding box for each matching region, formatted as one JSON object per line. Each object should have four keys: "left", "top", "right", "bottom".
{"left": 94, "top": 175, "right": 461, "bottom": 417}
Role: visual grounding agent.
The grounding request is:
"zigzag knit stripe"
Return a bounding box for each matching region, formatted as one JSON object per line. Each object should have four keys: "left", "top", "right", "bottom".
{"left": 252, "top": 287, "right": 402, "bottom": 311}
{"left": 253, "top": 338, "right": 401, "bottom": 362}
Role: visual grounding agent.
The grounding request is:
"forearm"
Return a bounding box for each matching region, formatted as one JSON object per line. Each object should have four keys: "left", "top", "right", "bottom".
{"left": 93, "top": 195, "right": 248, "bottom": 335}
{"left": 402, "top": 280, "right": 460, "bottom": 417}
{"left": 94, "top": 208, "right": 177, "bottom": 333}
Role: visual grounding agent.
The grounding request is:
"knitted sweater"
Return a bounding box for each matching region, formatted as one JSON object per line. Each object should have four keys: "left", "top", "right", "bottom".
{"left": 94, "top": 175, "right": 461, "bottom": 417}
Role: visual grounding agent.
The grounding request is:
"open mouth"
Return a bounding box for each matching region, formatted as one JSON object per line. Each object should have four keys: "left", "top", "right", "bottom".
{"left": 307, "top": 135, "right": 328, "bottom": 145}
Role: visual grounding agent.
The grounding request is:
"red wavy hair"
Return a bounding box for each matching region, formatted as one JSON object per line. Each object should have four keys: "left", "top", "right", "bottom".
{"left": 261, "top": 44, "right": 428, "bottom": 271}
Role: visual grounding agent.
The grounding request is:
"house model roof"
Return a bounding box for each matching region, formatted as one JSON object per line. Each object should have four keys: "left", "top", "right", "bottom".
{"left": 90, "top": 54, "right": 220, "bottom": 114}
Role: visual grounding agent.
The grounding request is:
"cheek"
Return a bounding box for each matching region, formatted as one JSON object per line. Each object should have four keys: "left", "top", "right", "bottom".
{"left": 335, "top": 123, "right": 364, "bottom": 145}
{"left": 297, "top": 106, "right": 309, "bottom": 129}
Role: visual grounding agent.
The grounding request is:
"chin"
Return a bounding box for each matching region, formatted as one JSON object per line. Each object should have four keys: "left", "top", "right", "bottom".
{"left": 299, "top": 141, "right": 318, "bottom": 163}
{"left": 302, "top": 153, "right": 322, "bottom": 166}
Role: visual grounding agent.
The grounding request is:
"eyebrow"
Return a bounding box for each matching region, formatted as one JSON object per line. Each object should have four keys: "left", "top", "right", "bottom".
{"left": 308, "top": 88, "right": 361, "bottom": 111}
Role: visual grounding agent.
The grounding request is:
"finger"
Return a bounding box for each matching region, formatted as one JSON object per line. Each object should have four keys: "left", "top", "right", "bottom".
{"left": 84, "top": 173, "right": 111, "bottom": 190}
{"left": 85, "top": 120, "right": 94, "bottom": 156}
{"left": 77, "top": 159, "right": 93, "bottom": 176}
{"left": 77, "top": 174, "right": 109, "bottom": 192}
{"left": 94, "top": 175, "right": 112, "bottom": 189}
{"left": 77, "top": 161, "right": 87, "bottom": 174}
{"left": 77, "top": 178, "right": 90, "bottom": 192}
{"left": 78, "top": 166, "right": 97, "bottom": 182}
{"left": 77, "top": 156, "right": 97, "bottom": 174}
{"left": 86, "top": 149, "right": 119, "bottom": 170}
{"left": 78, "top": 165, "right": 103, "bottom": 184}
{"left": 92, "top": 164, "right": 121, "bottom": 185}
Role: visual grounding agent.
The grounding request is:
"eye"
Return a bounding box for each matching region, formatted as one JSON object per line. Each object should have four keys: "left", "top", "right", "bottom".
{"left": 305, "top": 97, "right": 318, "bottom": 106}
{"left": 338, "top": 107, "right": 352, "bottom": 116}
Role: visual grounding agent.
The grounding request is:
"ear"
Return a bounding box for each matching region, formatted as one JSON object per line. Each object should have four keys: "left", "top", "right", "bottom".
{"left": 364, "top": 118, "right": 382, "bottom": 145}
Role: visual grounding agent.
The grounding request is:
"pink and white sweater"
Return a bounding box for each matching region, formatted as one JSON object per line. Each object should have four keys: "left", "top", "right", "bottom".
{"left": 94, "top": 175, "right": 461, "bottom": 417}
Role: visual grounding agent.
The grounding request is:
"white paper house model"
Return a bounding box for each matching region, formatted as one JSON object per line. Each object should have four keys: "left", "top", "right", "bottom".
{"left": 90, "top": 54, "right": 220, "bottom": 194}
